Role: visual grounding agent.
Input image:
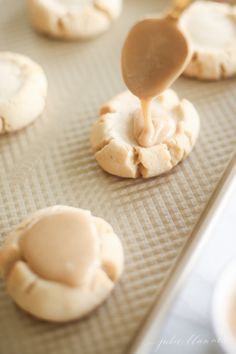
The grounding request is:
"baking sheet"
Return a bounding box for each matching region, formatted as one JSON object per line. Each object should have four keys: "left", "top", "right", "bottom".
{"left": 0, "top": 1, "right": 235, "bottom": 354}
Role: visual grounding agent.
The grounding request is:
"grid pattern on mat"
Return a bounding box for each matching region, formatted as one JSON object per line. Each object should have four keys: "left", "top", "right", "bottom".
{"left": 0, "top": 0, "right": 235, "bottom": 353}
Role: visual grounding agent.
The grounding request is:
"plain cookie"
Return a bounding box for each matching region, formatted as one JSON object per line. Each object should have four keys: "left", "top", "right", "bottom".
{"left": 27, "top": 0, "right": 123, "bottom": 40}
{"left": 91, "top": 90, "right": 200, "bottom": 178}
{"left": 0, "top": 206, "right": 124, "bottom": 322}
{"left": 180, "top": 1, "right": 236, "bottom": 80}
{"left": 0, "top": 52, "right": 47, "bottom": 134}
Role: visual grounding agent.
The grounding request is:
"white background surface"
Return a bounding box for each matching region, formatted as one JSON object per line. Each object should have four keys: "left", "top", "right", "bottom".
{"left": 152, "top": 178, "right": 236, "bottom": 354}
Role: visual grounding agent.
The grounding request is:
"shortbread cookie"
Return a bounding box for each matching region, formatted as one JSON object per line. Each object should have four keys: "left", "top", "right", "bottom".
{"left": 91, "top": 90, "right": 200, "bottom": 178}
{"left": 0, "top": 52, "right": 47, "bottom": 134}
{"left": 180, "top": 1, "right": 236, "bottom": 80}
{"left": 27, "top": 0, "right": 123, "bottom": 40}
{"left": 0, "top": 206, "right": 124, "bottom": 322}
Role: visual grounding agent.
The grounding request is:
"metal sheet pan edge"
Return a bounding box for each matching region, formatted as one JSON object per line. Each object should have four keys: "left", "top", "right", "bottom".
{"left": 128, "top": 152, "right": 236, "bottom": 354}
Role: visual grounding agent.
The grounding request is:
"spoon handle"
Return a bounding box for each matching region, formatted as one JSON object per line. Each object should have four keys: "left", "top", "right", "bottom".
{"left": 168, "top": 0, "right": 192, "bottom": 20}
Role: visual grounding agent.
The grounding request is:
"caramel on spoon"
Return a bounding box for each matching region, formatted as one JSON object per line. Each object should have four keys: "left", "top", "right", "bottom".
{"left": 121, "top": 0, "right": 192, "bottom": 147}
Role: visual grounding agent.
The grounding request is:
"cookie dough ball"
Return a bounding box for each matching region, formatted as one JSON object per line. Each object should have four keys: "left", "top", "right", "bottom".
{"left": 91, "top": 90, "right": 200, "bottom": 178}
{"left": 0, "top": 206, "right": 124, "bottom": 322}
{"left": 0, "top": 52, "right": 47, "bottom": 134}
{"left": 180, "top": 1, "right": 236, "bottom": 80}
{"left": 27, "top": 0, "right": 123, "bottom": 40}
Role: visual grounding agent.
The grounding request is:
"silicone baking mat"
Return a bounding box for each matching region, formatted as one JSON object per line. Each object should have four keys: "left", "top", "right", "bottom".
{"left": 0, "top": 1, "right": 235, "bottom": 353}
